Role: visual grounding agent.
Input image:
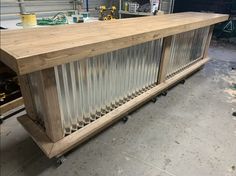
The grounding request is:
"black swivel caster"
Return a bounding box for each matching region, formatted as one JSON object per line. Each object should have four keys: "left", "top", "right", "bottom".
{"left": 0, "top": 118, "right": 3, "bottom": 125}
{"left": 232, "top": 67, "right": 235, "bottom": 70}
{"left": 56, "top": 155, "right": 66, "bottom": 166}
{"left": 232, "top": 112, "right": 236, "bottom": 117}
{"left": 151, "top": 97, "right": 157, "bottom": 103}
{"left": 161, "top": 91, "right": 167, "bottom": 96}
{"left": 122, "top": 116, "right": 129, "bottom": 123}
{"left": 180, "top": 80, "right": 185, "bottom": 84}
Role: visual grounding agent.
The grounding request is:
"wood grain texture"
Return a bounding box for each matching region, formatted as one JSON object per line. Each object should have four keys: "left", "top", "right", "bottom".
{"left": 18, "top": 75, "right": 37, "bottom": 120}
{"left": 203, "top": 25, "right": 214, "bottom": 58}
{"left": 0, "top": 97, "right": 24, "bottom": 115}
{"left": 33, "top": 68, "right": 64, "bottom": 142}
{"left": 18, "top": 57, "right": 209, "bottom": 158}
{"left": 158, "top": 36, "right": 173, "bottom": 83}
{"left": 0, "top": 12, "right": 228, "bottom": 75}
{"left": 0, "top": 49, "right": 18, "bottom": 74}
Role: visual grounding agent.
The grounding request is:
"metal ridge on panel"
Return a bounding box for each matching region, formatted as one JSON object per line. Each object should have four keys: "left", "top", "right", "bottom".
{"left": 54, "top": 39, "right": 163, "bottom": 135}
{"left": 166, "top": 26, "right": 210, "bottom": 77}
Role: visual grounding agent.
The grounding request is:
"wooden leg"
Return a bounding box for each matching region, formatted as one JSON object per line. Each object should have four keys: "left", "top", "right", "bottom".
{"left": 158, "top": 36, "right": 173, "bottom": 84}
{"left": 203, "top": 25, "right": 214, "bottom": 58}
{"left": 18, "top": 75, "right": 37, "bottom": 121}
{"left": 36, "top": 68, "right": 64, "bottom": 142}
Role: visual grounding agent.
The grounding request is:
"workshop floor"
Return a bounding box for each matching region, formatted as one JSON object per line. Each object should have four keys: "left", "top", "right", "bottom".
{"left": 1, "top": 41, "right": 236, "bottom": 176}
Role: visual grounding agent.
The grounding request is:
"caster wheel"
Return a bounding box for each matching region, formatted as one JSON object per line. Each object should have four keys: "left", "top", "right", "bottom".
{"left": 56, "top": 155, "right": 66, "bottom": 166}
{"left": 232, "top": 67, "right": 235, "bottom": 70}
{"left": 151, "top": 97, "right": 157, "bottom": 103}
{"left": 232, "top": 112, "right": 236, "bottom": 117}
{"left": 161, "top": 91, "right": 167, "bottom": 96}
{"left": 0, "top": 118, "right": 3, "bottom": 125}
{"left": 180, "top": 80, "right": 185, "bottom": 84}
{"left": 122, "top": 116, "right": 129, "bottom": 123}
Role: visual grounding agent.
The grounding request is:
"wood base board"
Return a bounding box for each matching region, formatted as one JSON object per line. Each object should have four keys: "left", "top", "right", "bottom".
{"left": 17, "top": 58, "right": 209, "bottom": 158}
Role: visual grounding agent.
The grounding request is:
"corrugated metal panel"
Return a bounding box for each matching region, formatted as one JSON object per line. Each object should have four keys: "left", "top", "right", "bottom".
{"left": 54, "top": 39, "right": 163, "bottom": 135}
{"left": 166, "top": 26, "right": 210, "bottom": 77}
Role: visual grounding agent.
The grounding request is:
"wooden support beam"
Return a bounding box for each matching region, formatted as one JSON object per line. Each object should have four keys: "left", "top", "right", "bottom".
{"left": 158, "top": 36, "right": 173, "bottom": 83}
{"left": 203, "top": 25, "right": 214, "bottom": 58}
{"left": 18, "top": 75, "right": 37, "bottom": 120}
{"left": 36, "top": 68, "right": 64, "bottom": 142}
{"left": 18, "top": 57, "right": 209, "bottom": 158}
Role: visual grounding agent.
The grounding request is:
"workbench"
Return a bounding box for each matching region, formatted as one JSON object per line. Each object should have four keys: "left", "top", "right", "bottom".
{"left": 0, "top": 12, "right": 229, "bottom": 159}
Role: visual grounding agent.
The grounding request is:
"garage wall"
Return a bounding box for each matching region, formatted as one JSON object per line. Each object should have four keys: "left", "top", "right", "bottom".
{"left": 160, "top": 0, "right": 175, "bottom": 13}
{"left": 0, "top": 0, "right": 101, "bottom": 20}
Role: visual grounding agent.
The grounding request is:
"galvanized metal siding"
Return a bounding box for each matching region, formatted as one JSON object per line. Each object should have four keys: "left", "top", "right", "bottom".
{"left": 166, "top": 26, "right": 210, "bottom": 77}
{"left": 54, "top": 39, "right": 163, "bottom": 134}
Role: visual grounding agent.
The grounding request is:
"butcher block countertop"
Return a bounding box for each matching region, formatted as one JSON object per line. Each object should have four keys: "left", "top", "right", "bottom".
{"left": 0, "top": 12, "right": 229, "bottom": 75}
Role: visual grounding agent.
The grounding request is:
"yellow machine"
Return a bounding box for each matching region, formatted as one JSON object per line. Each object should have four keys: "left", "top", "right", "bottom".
{"left": 107, "top": 6, "right": 116, "bottom": 20}
{"left": 97, "top": 5, "right": 106, "bottom": 20}
{"left": 96, "top": 5, "right": 116, "bottom": 21}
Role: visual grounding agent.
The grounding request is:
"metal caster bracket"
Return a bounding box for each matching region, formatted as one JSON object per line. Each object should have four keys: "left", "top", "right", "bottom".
{"left": 122, "top": 116, "right": 129, "bottom": 123}
{"left": 180, "top": 80, "right": 185, "bottom": 84}
{"left": 161, "top": 91, "right": 168, "bottom": 96}
{"left": 151, "top": 97, "right": 157, "bottom": 103}
{"left": 56, "top": 155, "right": 66, "bottom": 166}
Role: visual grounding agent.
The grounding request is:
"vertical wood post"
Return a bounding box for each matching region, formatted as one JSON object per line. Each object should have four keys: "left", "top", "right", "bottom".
{"left": 18, "top": 75, "right": 37, "bottom": 121}
{"left": 203, "top": 25, "right": 214, "bottom": 58}
{"left": 158, "top": 36, "right": 173, "bottom": 83}
{"left": 36, "top": 68, "right": 64, "bottom": 142}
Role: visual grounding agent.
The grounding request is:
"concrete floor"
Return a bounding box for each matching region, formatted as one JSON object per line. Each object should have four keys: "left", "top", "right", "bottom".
{"left": 1, "top": 42, "right": 236, "bottom": 176}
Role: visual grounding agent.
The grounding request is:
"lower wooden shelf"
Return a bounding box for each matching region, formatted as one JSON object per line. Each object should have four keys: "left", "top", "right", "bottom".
{"left": 17, "top": 57, "right": 209, "bottom": 158}
{"left": 0, "top": 97, "right": 24, "bottom": 116}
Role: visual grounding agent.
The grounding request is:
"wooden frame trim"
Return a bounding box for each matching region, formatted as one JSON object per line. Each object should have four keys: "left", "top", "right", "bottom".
{"left": 0, "top": 50, "right": 19, "bottom": 74}
{"left": 18, "top": 57, "right": 209, "bottom": 158}
{"left": 158, "top": 36, "right": 173, "bottom": 83}
{"left": 18, "top": 75, "right": 37, "bottom": 120}
{"left": 35, "top": 68, "right": 64, "bottom": 142}
{"left": 166, "top": 57, "right": 203, "bottom": 78}
{"left": 203, "top": 25, "right": 214, "bottom": 58}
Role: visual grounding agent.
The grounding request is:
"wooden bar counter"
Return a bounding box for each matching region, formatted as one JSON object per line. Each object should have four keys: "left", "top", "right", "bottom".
{"left": 0, "top": 12, "right": 229, "bottom": 158}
